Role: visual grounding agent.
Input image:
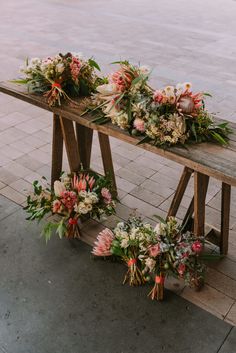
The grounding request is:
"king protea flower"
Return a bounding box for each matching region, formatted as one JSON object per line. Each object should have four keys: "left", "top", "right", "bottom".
{"left": 92, "top": 228, "right": 114, "bottom": 256}
{"left": 177, "top": 91, "right": 203, "bottom": 115}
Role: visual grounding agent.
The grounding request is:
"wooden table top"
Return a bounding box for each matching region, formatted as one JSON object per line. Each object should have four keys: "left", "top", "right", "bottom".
{"left": 1, "top": 81, "right": 236, "bottom": 186}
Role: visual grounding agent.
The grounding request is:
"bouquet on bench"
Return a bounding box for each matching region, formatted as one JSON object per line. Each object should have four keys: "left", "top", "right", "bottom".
{"left": 92, "top": 216, "right": 206, "bottom": 301}
{"left": 24, "top": 171, "right": 116, "bottom": 242}
{"left": 14, "top": 52, "right": 101, "bottom": 106}
{"left": 90, "top": 61, "right": 230, "bottom": 147}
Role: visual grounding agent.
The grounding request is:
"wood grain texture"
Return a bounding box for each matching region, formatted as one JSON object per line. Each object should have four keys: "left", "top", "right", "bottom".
{"left": 51, "top": 113, "right": 63, "bottom": 187}
{"left": 193, "top": 172, "right": 209, "bottom": 237}
{"left": 1, "top": 82, "right": 236, "bottom": 186}
{"left": 220, "top": 183, "right": 231, "bottom": 255}
{"left": 59, "top": 117, "right": 81, "bottom": 172}
{"left": 167, "top": 167, "right": 193, "bottom": 219}
{"left": 98, "top": 132, "right": 117, "bottom": 197}
{"left": 75, "top": 123, "right": 93, "bottom": 170}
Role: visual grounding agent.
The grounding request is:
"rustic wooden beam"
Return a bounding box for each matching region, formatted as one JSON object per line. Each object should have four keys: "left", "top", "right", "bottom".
{"left": 98, "top": 132, "right": 117, "bottom": 197}
{"left": 59, "top": 117, "right": 81, "bottom": 172}
{"left": 193, "top": 172, "right": 209, "bottom": 237}
{"left": 51, "top": 113, "right": 63, "bottom": 187}
{"left": 220, "top": 182, "right": 231, "bottom": 255}
{"left": 167, "top": 167, "right": 193, "bottom": 219}
{"left": 75, "top": 123, "right": 93, "bottom": 170}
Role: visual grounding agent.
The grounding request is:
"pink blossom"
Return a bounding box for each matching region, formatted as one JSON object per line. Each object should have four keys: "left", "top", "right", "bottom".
{"left": 109, "top": 69, "right": 132, "bottom": 92}
{"left": 70, "top": 56, "right": 81, "bottom": 82}
{"left": 101, "top": 187, "right": 112, "bottom": 204}
{"left": 133, "top": 118, "right": 145, "bottom": 133}
{"left": 148, "top": 244, "right": 160, "bottom": 257}
{"left": 178, "top": 263, "right": 186, "bottom": 277}
{"left": 92, "top": 228, "right": 114, "bottom": 256}
{"left": 153, "top": 90, "right": 164, "bottom": 104}
{"left": 192, "top": 240, "right": 203, "bottom": 254}
{"left": 52, "top": 199, "right": 62, "bottom": 213}
{"left": 61, "top": 191, "right": 77, "bottom": 209}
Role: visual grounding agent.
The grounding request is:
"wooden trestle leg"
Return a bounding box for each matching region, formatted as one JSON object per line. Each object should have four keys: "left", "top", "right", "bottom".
{"left": 75, "top": 123, "right": 93, "bottom": 170}
{"left": 51, "top": 113, "right": 63, "bottom": 187}
{"left": 167, "top": 167, "right": 193, "bottom": 219}
{"left": 193, "top": 172, "right": 209, "bottom": 237}
{"left": 220, "top": 183, "right": 231, "bottom": 255}
{"left": 98, "top": 132, "right": 117, "bottom": 197}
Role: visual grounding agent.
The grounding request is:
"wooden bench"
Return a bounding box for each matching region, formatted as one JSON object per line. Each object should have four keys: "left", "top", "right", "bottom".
{"left": 0, "top": 82, "right": 236, "bottom": 255}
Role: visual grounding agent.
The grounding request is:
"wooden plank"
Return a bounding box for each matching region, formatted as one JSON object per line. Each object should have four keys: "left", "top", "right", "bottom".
{"left": 98, "top": 132, "right": 117, "bottom": 197}
{"left": 75, "top": 123, "right": 93, "bottom": 170}
{"left": 1, "top": 82, "right": 236, "bottom": 186}
{"left": 59, "top": 117, "right": 81, "bottom": 172}
{"left": 220, "top": 183, "right": 231, "bottom": 255}
{"left": 193, "top": 172, "right": 209, "bottom": 237}
{"left": 167, "top": 167, "right": 193, "bottom": 218}
{"left": 51, "top": 113, "right": 63, "bottom": 187}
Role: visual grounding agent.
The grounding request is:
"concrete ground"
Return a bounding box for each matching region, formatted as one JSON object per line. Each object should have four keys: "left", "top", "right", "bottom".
{"left": 0, "top": 195, "right": 236, "bottom": 353}
{"left": 0, "top": 0, "right": 236, "bottom": 336}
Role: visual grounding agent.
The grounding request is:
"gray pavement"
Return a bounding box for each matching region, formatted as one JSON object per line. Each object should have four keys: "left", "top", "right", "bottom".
{"left": 0, "top": 195, "right": 235, "bottom": 353}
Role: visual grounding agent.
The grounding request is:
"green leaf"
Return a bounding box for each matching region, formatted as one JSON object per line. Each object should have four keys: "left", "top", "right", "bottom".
{"left": 91, "top": 116, "right": 110, "bottom": 125}
{"left": 211, "top": 131, "right": 227, "bottom": 145}
{"left": 56, "top": 220, "right": 67, "bottom": 239}
{"left": 153, "top": 215, "right": 167, "bottom": 224}
{"left": 203, "top": 92, "right": 212, "bottom": 97}
{"left": 131, "top": 75, "right": 147, "bottom": 86}
{"left": 191, "top": 122, "right": 198, "bottom": 141}
{"left": 111, "top": 60, "right": 129, "bottom": 65}
{"left": 10, "top": 79, "right": 29, "bottom": 85}
{"left": 136, "top": 135, "right": 152, "bottom": 145}
{"left": 88, "top": 58, "right": 101, "bottom": 71}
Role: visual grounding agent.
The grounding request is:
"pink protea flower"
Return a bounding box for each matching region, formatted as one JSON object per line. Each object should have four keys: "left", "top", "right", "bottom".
{"left": 61, "top": 190, "right": 77, "bottom": 210}
{"left": 92, "top": 228, "right": 114, "bottom": 256}
{"left": 70, "top": 56, "right": 82, "bottom": 82}
{"left": 85, "top": 174, "right": 96, "bottom": 190}
{"left": 192, "top": 240, "right": 203, "bottom": 254}
{"left": 148, "top": 244, "right": 160, "bottom": 257}
{"left": 109, "top": 68, "right": 132, "bottom": 92}
{"left": 133, "top": 118, "right": 145, "bottom": 133}
{"left": 52, "top": 199, "right": 62, "bottom": 213}
{"left": 101, "top": 187, "right": 112, "bottom": 204}
{"left": 177, "top": 91, "right": 203, "bottom": 115}
{"left": 178, "top": 263, "right": 186, "bottom": 277}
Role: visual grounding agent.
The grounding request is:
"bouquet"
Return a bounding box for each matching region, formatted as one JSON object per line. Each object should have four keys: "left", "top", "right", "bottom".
{"left": 90, "top": 60, "right": 153, "bottom": 130}
{"left": 92, "top": 217, "right": 150, "bottom": 286}
{"left": 14, "top": 52, "right": 101, "bottom": 106}
{"left": 141, "top": 217, "right": 205, "bottom": 300}
{"left": 24, "top": 171, "right": 116, "bottom": 242}
{"left": 92, "top": 216, "right": 206, "bottom": 300}
{"left": 90, "top": 61, "right": 230, "bottom": 147}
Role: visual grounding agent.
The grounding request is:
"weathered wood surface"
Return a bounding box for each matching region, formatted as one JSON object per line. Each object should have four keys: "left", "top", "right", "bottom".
{"left": 1, "top": 82, "right": 236, "bottom": 186}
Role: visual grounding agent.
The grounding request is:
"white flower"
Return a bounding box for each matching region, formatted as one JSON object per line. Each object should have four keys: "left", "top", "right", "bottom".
{"left": 79, "top": 191, "right": 87, "bottom": 198}
{"left": 96, "top": 83, "right": 119, "bottom": 96}
{"left": 88, "top": 192, "right": 99, "bottom": 204}
{"left": 54, "top": 180, "right": 66, "bottom": 196}
{"left": 176, "top": 82, "right": 192, "bottom": 95}
{"left": 164, "top": 85, "right": 175, "bottom": 97}
{"left": 56, "top": 63, "right": 65, "bottom": 74}
{"left": 145, "top": 257, "right": 156, "bottom": 271}
{"left": 120, "top": 238, "right": 129, "bottom": 248}
{"left": 139, "top": 65, "right": 150, "bottom": 75}
{"left": 154, "top": 222, "right": 165, "bottom": 236}
{"left": 75, "top": 202, "right": 89, "bottom": 215}
{"left": 130, "top": 228, "right": 139, "bottom": 240}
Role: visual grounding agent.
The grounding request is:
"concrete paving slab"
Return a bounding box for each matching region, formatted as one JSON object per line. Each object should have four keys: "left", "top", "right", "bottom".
{"left": 0, "top": 197, "right": 233, "bottom": 353}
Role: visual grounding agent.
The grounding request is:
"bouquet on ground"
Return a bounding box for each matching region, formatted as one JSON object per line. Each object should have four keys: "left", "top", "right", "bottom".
{"left": 92, "top": 216, "right": 206, "bottom": 300}
{"left": 90, "top": 60, "right": 230, "bottom": 147}
{"left": 24, "top": 171, "right": 116, "bottom": 242}
{"left": 141, "top": 217, "right": 205, "bottom": 300}
{"left": 14, "top": 52, "right": 101, "bottom": 106}
{"left": 90, "top": 60, "right": 153, "bottom": 130}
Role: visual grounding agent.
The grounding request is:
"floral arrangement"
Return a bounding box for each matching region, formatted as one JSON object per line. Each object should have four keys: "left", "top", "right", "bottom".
{"left": 92, "top": 216, "right": 207, "bottom": 300}
{"left": 24, "top": 171, "right": 116, "bottom": 242}
{"left": 14, "top": 52, "right": 101, "bottom": 106}
{"left": 90, "top": 61, "right": 230, "bottom": 147}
